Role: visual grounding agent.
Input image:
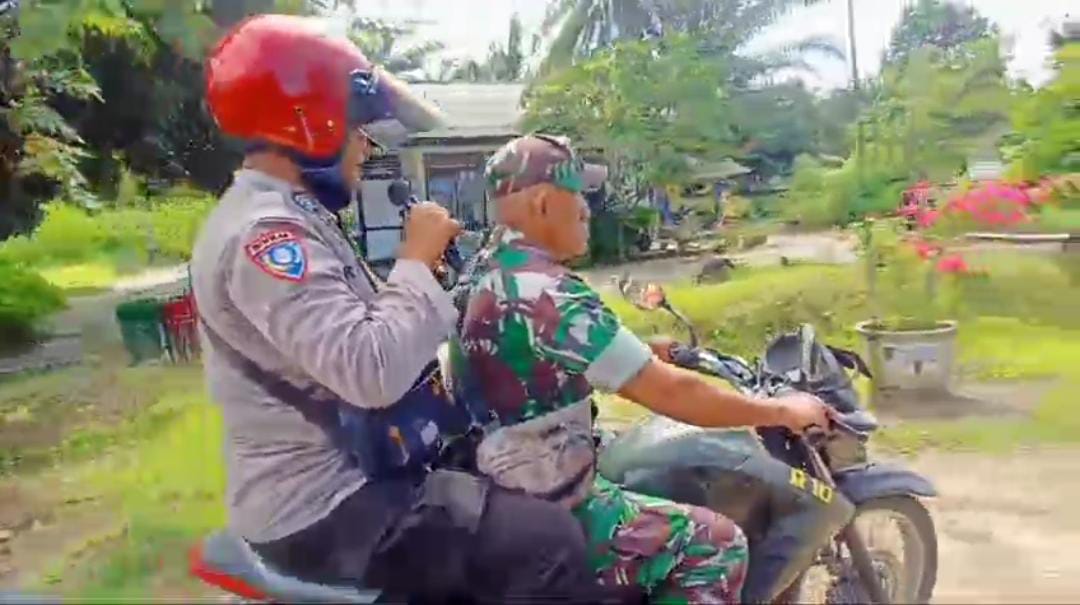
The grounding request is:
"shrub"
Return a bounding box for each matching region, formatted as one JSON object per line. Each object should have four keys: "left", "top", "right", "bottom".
{"left": 607, "top": 265, "right": 867, "bottom": 356}
{"left": 783, "top": 155, "right": 912, "bottom": 228}
{"left": 0, "top": 191, "right": 214, "bottom": 273}
{"left": 723, "top": 195, "right": 752, "bottom": 221}
{"left": 0, "top": 261, "right": 67, "bottom": 350}
{"left": 1032, "top": 207, "right": 1080, "bottom": 233}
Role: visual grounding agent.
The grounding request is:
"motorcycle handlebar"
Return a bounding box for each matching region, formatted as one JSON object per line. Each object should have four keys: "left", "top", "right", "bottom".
{"left": 668, "top": 342, "right": 871, "bottom": 443}
{"left": 801, "top": 417, "right": 869, "bottom": 447}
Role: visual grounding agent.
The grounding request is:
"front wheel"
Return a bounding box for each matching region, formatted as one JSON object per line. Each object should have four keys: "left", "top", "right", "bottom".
{"left": 791, "top": 496, "right": 938, "bottom": 604}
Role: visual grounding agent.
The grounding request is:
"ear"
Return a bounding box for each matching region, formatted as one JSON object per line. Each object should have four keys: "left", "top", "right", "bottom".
{"left": 528, "top": 187, "right": 549, "bottom": 218}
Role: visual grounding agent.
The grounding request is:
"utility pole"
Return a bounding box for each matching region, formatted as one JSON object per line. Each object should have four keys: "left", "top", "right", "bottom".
{"left": 846, "top": 0, "right": 860, "bottom": 91}
{"left": 847, "top": 0, "right": 865, "bottom": 182}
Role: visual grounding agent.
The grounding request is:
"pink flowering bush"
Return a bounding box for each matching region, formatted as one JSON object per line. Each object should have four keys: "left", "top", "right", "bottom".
{"left": 907, "top": 176, "right": 1079, "bottom": 234}
{"left": 866, "top": 175, "right": 1078, "bottom": 329}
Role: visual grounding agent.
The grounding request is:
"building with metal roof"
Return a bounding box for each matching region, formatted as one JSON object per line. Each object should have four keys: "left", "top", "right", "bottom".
{"left": 356, "top": 83, "right": 526, "bottom": 265}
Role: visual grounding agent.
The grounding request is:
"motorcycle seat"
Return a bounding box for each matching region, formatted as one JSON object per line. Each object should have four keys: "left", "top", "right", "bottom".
{"left": 190, "top": 530, "right": 381, "bottom": 604}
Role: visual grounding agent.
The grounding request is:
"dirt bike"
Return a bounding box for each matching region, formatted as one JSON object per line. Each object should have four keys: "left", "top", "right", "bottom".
{"left": 188, "top": 280, "right": 938, "bottom": 604}
{"left": 601, "top": 278, "right": 939, "bottom": 604}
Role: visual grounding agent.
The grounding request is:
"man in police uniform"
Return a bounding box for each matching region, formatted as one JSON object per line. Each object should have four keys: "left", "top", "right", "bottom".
{"left": 192, "top": 15, "right": 625, "bottom": 603}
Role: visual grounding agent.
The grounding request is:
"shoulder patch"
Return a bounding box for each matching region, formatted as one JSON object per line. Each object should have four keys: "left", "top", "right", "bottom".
{"left": 291, "top": 192, "right": 321, "bottom": 214}
{"left": 245, "top": 230, "right": 308, "bottom": 282}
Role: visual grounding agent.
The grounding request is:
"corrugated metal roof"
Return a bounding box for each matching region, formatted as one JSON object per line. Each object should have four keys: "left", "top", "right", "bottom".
{"left": 409, "top": 83, "right": 526, "bottom": 140}
{"left": 686, "top": 157, "right": 753, "bottom": 181}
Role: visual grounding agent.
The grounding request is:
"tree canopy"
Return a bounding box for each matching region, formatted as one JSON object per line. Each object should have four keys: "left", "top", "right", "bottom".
{"left": 538, "top": 0, "right": 841, "bottom": 83}
{"left": 1007, "top": 41, "right": 1080, "bottom": 179}
{"left": 525, "top": 34, "right": 737, "bottom": 191}
{"left": 884, "top": 0, "right": 996, "bottom": 67}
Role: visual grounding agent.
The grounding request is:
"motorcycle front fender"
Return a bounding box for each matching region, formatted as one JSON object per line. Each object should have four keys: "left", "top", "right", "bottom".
{"left": 834, "top": 462, "right": 937, "bottom": 505}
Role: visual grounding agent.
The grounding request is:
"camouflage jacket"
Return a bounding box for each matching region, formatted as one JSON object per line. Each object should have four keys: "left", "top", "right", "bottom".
{"left": 450, "top": 232, "right": 653, "bottom": 506}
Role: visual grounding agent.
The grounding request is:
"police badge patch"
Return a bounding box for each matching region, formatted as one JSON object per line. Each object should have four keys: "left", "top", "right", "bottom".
{"left": 291, "top": 192, "right": 321, "bottom": 214}
{"left": 245, "top": 230, "right": 308, "bottom": 282}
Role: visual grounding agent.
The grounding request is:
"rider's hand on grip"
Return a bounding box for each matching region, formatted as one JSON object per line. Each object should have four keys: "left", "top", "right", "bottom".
{"left": 772, "top": 392, "right": 832, "bottom": 434}
{"left": 647, "top": 336, "right": 679, "bottom": 363}
{"left": 399, "top": 202, "right": 461, "bottom": 270}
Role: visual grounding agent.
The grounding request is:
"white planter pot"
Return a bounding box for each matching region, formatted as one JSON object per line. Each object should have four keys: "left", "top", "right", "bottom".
{"left": 855, "top": 320, "right": 959, "bottom": 395}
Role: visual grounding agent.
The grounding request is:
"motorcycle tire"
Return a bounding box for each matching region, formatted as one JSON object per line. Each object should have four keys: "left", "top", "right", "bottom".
{"left": 777, "top": 495, "right": 938, "bottom": 605}
{"left": 854, "top": 495, "right": 938, "bottom": 604}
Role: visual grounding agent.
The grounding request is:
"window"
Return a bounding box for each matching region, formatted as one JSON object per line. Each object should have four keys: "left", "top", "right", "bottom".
{"left": 424, "top": 152, "right": 493, "bottom": 231}
{"left": 356, "top": 154, "right": 405, "bottom": 267}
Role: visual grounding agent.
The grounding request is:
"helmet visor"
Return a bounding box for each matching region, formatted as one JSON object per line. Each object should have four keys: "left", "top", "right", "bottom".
{"left": 347, "top": 69, "right": 443, "bottom": 145}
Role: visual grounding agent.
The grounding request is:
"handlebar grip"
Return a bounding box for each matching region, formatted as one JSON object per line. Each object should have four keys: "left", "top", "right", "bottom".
{"left": 444, "top": 243, "right": 464, "bottom": 273}
{"left": 669, "top": 343, "right": 700, "bottom": 368}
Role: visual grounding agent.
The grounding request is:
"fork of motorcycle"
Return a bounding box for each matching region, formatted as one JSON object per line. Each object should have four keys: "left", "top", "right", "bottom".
{"left": 841, "top": 525, "right": 890, "bottom": 605}
{"left": 800, "top": 437, "right": 889, "bottom": 604}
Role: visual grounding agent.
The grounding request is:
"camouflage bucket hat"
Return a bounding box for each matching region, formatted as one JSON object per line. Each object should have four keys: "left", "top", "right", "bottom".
{"left": 485, "top": 134, "right": 608, "bottom": 197}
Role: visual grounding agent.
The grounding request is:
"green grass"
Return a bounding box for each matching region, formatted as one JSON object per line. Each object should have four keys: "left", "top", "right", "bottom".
{"left": 44, "top": 398, "right": 225, "bottom": 600}
{"left": 956, "top": 318, "right": 1080, "bottom": 380}
{"left": 598, "top": 258, "right": 1080, "bottom": 456}
{"left": 0, "top": 365, "right": 203, "bottom": 476}
{"left": 877, "top": 380, "right": 1080, "bottom": 454}
{"left": 1029, "top": 206, "right": 1080, "bottom": 232}
{"left": 20, "top": 370, "right": 223, "bottom": 600}
{"left": 605, "top": 264, "right": 867, "bottom": 357}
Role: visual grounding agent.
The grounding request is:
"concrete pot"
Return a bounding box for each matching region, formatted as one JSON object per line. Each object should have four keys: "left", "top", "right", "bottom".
{"left": 855, "top": 320, "right": 959, "bottom": 396}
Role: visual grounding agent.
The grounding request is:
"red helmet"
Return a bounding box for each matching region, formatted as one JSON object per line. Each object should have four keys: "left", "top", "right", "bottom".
{"left": 206, "top": 14, "right": 439, "bottom": 158}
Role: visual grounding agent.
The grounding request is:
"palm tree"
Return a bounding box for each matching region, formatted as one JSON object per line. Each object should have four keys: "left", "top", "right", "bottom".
{"left": 538, "top": 0, "right": 843, "bottom": 82}
{"left": 349, "top": 18, "right": 446, "bottom": 77}
{"left": 433, "top": 15, "right": 530, "bottom": 83}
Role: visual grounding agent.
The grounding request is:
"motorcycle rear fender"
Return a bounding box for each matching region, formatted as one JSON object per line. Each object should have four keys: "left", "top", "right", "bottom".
{"left": 834, "top": 462, "right": 937, "bottom": 505}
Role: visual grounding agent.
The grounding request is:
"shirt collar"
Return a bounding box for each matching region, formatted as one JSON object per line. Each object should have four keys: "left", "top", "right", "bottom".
{"left": 235, "top": 169, "right": 337, "bottom": 223}
{"left": 498, "top": 229, "right": 555, "bottom": 263}
{"left": 234, "top": 168, "right": 295, "bottom": 196}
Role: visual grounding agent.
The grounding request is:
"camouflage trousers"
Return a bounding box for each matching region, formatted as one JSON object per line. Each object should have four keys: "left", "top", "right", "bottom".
{"left": 575, "top": 476, "right": 749, "bottom": 604}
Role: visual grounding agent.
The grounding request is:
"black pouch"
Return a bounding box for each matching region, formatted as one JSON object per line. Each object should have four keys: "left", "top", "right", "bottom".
{"left": 369, "top": 469, "right": 490, "bottom": 599}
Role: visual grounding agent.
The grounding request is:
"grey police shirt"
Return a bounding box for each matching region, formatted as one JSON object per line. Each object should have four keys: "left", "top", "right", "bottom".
{"left": 191, "top": 169, "right": 457, "bottom": 543}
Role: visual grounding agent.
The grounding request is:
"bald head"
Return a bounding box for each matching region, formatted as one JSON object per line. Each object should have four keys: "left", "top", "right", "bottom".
{"left": 493, "top": 183, "right": 591, "bottom": 262}
{"left": 484, "top": 134, "right": 607, "bottom": 261}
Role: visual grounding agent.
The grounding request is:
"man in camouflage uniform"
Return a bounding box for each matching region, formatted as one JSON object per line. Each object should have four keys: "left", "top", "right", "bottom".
{"left": 452, "top": 135, "right": 834, "bottom": 603}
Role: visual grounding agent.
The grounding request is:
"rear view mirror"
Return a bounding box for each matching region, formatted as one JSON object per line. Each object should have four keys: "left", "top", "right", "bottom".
{"left": 616, "top": 273, "right": 667, "bottom": 311}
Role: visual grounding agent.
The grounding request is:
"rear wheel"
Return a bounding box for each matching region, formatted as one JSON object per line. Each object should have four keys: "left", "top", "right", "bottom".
{"left": 788, "top": 496, "right": 937, "bottom": 604}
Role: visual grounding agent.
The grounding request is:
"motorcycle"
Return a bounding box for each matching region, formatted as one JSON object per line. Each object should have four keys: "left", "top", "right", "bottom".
{"left": 188, "top": 277, "right": 939, "bottom": 604}
{"left": 601, "top": 277, "right": 939, "bottom": 604}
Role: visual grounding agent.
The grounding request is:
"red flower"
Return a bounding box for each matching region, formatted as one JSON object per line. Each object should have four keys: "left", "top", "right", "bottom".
{"left": 917, "top": 208, "right": 942, "bottom": 229}
{"left": 936, "top": 253, "right": 969, "bottom": 274}
{"left": 911, "top": 238, "right": 941, "bottom": 260}
{"left": 899, "top": 203, "right": 920, "bottom": 218}
{"left": 943, "top": 181, "right": 1033, "bottom": 228}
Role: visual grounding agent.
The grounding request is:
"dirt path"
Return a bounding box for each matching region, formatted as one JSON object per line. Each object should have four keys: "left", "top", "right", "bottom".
{"left": 907, "top": 447, "right": 1080, "bottom": 604}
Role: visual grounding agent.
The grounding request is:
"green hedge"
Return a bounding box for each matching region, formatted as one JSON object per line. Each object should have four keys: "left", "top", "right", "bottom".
{"left": 0, "top": 262, "right": 67, "bottom": 351}
{"left": 0, "top": 191, "right": 214, "bottom": 270}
